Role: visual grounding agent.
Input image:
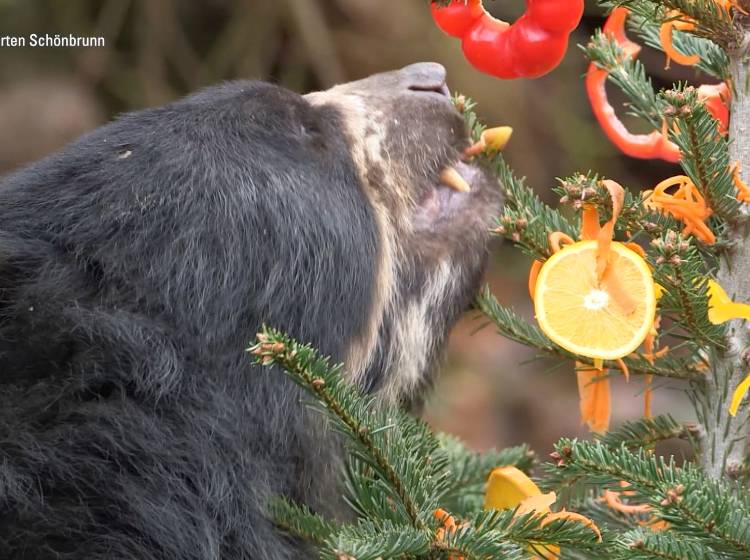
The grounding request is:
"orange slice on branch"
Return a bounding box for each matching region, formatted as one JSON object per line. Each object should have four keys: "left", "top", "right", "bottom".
{"left": 534, "top": 241, "right": 657, "bottom": 361}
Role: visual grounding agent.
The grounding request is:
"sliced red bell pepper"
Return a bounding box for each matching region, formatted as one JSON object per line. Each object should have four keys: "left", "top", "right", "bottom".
{"left": 431, "top": 0, "right": 584, "bottom": 79}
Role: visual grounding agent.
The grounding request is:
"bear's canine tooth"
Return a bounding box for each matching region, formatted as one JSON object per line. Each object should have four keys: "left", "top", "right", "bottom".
{"left": 440, "top": 166, "right": 471, "bottom": 193}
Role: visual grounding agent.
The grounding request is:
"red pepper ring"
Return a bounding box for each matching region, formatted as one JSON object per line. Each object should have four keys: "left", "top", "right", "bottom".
{"left": 697, "top": 82, "right": 730, "bottom": 135}
{"left": 587, "top": 7, "right": 730, "bottom": 162}
{"left": 586, "top": 7, "right": 681, "bottom": 162}
{"left": 586, "top": 66, "right": 682, "bottom": 162}
{"left": 431, "top": 0, "right": 585, "bottom": 79}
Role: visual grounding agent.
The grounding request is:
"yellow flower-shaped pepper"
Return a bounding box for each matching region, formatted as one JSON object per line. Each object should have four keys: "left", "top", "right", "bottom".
{"left": 484, "top": 466, "right": 601, "bottom": 559}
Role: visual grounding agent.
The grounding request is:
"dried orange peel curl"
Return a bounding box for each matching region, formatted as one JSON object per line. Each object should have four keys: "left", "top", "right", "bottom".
{"left": 484, "top": 466, "right": 601, "bottom": 559}
{"left": 433, "top": 508, "right": 466, "bottom": 560}
{"left": 643, "top": 176, "right": 716, "bottom": 245}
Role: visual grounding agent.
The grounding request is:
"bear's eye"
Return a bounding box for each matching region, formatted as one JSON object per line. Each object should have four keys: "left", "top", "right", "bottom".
{"left": 299, "top": 119, "right": 327, "bottom": 151}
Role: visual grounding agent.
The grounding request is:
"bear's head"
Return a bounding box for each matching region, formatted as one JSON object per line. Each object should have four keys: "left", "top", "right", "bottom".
{"left": 306, "top": 63, "right": 501, "bottom": 404}
{"left": 0, "top": 63, "right": 500, "bottom": 408}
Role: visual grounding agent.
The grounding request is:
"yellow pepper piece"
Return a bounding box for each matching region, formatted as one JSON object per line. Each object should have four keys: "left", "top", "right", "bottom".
{"left": 654, "top": 282, "right": 666, "bottom": 300}
{"left": 729, "top": 372, "right": 750, "bottom": 417}
{"left": 518, "top": 491, "right": 557, "bottom": 515}
{"left": 484, "top": 466, "right": 545, "bottom": 511}
{"left": 464, "top": 126, "right": 513, "bottom": 157}
{"left": 482, "top": 126, "right": 514, "bottom": 152}
{"left": 706, "top": 279, "right": 750, "bottom": 324}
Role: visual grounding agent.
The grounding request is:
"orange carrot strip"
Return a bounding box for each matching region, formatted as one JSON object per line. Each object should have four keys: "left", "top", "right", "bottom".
{"left": 659, "top": 11, "right": 700, "bottom": 68}
{"left": 576, "top": 362, "right": 611, "bottom": 434}
{"left": 644, "top": 176, "right": 715, "bottom": 244}
{"left": 603, "top": 490, "right": 652, "bottom": 514}
{"left": 581, "top": 204, "right": 601, "bottom": 241}
{"left": 548, "top": 231, "right": 576, "bottom": 253}
{"left": 733, "top": 164, "right": 750, "bottom": 203}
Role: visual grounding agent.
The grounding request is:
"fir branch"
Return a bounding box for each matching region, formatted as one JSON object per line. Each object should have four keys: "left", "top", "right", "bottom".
{"left": 433, "top": 514, "right": 527, "bottom": 559}
{"left": 612, "top": 0, "right": 740, "bottom": 49}
{"left": 468, "top": 509, "right": 606, "bottom": 556}
{"left": 248, "top": 328, "right": 437, "bottom": 530}
{"left": 268, "top": 498, "right": 338, "bottom": 546}
{"left": 436, "top": 434, "right": 535, "bottom": 515}
{"left": 458, "top": 96, "right": 578, "bottom": 259}
{"left": 585, "top": 31, "right": 667, "bottom": 128}
{"left": 615, "top": 4, "right": 731, "bottom": 79}
{"left": 321, "top": 521, "right": 430, "bottom": 560}
{"left": 661, "top": 86, "right": 739, "bottom": 223}
{"left": 617, "top": 527, "right": 713, "bottom": 560}
{"left": 597, "top": 415, "right": 690, "bottom": 449}
{"left": 586, "top": 34, "right": 739, "bottom": 227}
{"left": 555, "top": 172, "right": 686, "bottom": 243}
{"left": 650, "top": 232, "right": 727, "bottom": 349}
{"left": 544, "top": 440, "right": 750, "bottom": 558}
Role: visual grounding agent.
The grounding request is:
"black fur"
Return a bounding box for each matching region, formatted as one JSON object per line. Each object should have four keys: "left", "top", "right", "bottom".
{"left": 0, "top": 64, "right": 501, "bottom": 558}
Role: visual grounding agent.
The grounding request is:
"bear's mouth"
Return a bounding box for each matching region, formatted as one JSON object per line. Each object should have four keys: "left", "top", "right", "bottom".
{"left": 414, "top": 161, "right": 483, "bottom": 227}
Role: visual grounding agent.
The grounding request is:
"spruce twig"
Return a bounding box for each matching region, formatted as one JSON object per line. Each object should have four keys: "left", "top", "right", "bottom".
{"left": 248, "top": 328, "right": 428, "bottom": 530}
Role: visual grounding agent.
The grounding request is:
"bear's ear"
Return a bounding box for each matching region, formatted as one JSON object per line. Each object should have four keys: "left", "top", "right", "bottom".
{"left": 251, "top": 89, "right": 336, "bottom": 157}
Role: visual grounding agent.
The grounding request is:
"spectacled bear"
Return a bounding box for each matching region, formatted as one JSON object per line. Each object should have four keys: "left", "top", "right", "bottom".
{"left": 0, "top": 63, "right": 501, "bottom": 559}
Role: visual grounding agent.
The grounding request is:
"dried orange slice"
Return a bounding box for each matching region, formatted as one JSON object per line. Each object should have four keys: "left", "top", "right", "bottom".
{"left": 534, "top": 240, "right": 656, "bottom": 360}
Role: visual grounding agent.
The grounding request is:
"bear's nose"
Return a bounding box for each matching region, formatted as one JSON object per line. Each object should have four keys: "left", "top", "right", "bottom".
{"left": 402, "top": 62, "right": 450, "bottom": 97}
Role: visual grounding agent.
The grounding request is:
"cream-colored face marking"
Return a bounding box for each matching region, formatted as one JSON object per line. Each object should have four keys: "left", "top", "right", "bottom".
{"left": 380, "top": 258, "right": 457, "bottom": 404}
{"left": 303, "top": 75, "right": 493, "bottom": 405}
{"left": 304, "top": 89, "right": 398, "bottom": 387}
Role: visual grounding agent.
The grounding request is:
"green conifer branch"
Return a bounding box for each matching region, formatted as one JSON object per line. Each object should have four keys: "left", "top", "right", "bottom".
{"left": 597, "top": 414, "right": 691, "bottom": 449}
{"left": 585, "top": 32, "right": 667, "bottom": 128}
{"left": 321, "top": 521, "right": 430, "bottom": 560}
{"left": 457, "top": 96, "right": 578, "bottom": 258}
{"left": 612, "top": 0, "right": 739, "bottom": 49}
{"left": 612, "top": 3, "right": 731, "bottom": 79}
{"left": 618, "top": 528, "right": 713, "bottom": 560}
{"left": 661, "top": 86, "right": 739, "bottom": 223}
{"left": 248, "top": 328, "right": 431, "bottom": 530}
{"left": 436, "top": 434, "right": 535, "bottom": 514}
{"left": 544, "top": 440, "right": 750, "bottom": 557}
{"left": 250, "top": 330, "right": 613, "bottom": 559}
{"left": 268, "top": 498, "right": 337, "bottom": 546}
{"left": 586, "top": 34, "right": 738, "bottom": 225}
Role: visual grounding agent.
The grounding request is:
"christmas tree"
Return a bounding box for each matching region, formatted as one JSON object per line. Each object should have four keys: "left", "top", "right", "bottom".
{"left": 248, "top": 1, "right": 750, "bottom": 557}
